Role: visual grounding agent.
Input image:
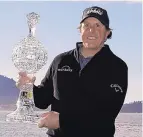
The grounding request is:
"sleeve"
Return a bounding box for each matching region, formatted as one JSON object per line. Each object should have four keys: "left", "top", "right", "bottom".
{"left": 112, "top": 62, "right": 128, "bottom": 119}
{"left": 33, "top": 61, "right": 55, "bottom": 109}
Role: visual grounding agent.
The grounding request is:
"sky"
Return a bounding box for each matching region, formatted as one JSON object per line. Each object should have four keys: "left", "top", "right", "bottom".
{"left": 0, "top": 1, "right": 142, "bottom": 103}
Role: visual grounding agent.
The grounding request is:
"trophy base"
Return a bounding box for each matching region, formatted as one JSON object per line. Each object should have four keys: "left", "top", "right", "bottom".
{"left": 6, "top": 106, "right": 40, "bottom": 124}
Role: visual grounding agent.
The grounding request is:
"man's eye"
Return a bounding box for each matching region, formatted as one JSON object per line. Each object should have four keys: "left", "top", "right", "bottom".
{"left": 96, "top": 24, "right": 100, "bottom": 27}
{"left": 84, "top": 24, "right": 89, "bottom": 27}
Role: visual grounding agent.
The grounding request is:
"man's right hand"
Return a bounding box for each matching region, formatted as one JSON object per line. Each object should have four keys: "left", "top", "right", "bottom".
{"left": 16, "top": 72, "right": 36, "bottom": 89}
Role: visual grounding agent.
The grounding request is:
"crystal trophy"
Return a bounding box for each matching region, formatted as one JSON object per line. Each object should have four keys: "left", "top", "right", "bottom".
{"left": 6, "top": 12, "right": 48, "bottom": 123}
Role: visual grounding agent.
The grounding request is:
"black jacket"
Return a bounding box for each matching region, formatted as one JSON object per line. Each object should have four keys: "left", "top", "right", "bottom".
{"left": 33, "top": 43, "right": 128, "bottom": 137}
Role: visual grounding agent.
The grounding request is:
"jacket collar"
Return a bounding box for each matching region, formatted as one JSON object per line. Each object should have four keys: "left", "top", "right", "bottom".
{"left": 74, "top": 42, "right": 112, "bottom": 63}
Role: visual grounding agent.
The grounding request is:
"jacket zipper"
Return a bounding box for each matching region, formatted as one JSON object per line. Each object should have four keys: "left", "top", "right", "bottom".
{"left": 79, "top": 70, "right": 82, "bottom": 77}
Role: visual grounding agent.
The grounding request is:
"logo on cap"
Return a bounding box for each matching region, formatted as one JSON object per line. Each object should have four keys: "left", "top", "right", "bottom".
{"left": 86, "top": 8, "right": 103, "bottom": 15}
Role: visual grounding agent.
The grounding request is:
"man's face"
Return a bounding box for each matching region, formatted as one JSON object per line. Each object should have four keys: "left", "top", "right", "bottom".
{"left": 80, "top": 17, "right": 110, "bottom": 49}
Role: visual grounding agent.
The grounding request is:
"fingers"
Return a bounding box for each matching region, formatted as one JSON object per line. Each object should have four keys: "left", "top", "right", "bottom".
{"left": 40, "top": 112, "right": 50, "bottom": 118}
{"left": 38, "top": 117, "right": 46, "bottom": 128}
{"left": 19, "top": 71, "right": 27, "bottom": 77}
{"left": 37, "top": 111, "right": 60, "bottom": 129}
{"left": 38, "top": 112, "right": 50, "bottom": 128}
{"left": 16, "top": 72, "right": 36, "bottom": 87}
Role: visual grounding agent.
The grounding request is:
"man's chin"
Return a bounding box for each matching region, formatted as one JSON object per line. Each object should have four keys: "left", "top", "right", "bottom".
{"left": 83, "top": 43, "right": 100, "bottom": 50}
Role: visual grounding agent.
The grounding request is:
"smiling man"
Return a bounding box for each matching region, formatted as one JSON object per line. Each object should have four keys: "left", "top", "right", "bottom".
{"left": 17, "top": 6, "right": 128, "bottom": 137}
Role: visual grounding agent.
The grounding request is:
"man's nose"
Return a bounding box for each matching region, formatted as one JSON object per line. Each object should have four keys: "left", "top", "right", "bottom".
{"left": 89, "top": 27, "right": 96, "bottom": 33}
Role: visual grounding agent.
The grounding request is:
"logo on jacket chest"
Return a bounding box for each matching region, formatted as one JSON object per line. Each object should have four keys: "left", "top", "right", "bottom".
{"left": 58, "top": 65, "right": 73, "bottom": 72}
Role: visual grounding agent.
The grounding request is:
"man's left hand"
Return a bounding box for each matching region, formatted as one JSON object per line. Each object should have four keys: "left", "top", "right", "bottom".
{"left": 38, "top": 111, "right": 59, "bottom": 129}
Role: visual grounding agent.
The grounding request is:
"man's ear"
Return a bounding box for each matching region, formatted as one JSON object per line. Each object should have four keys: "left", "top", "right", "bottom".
{"left": 107, "top": 30, "right": 112, "bottom": 39}
{"left": 106, "top": 30, "right": 111, "bottom": 39}
{"left": 104, "top": 30, "right": 112, "bottom": 42}
{"left": 77, "top": 24, "right": 82, "bottom": 33}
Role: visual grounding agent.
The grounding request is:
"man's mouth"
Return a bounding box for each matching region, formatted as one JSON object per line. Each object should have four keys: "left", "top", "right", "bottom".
{"left": 87, "top": 36, "right": 97, "bottom": 40}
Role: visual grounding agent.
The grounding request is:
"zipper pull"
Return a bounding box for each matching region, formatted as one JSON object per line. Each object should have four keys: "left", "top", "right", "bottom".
{"left": 79, "top": 70, "right": 81, "bottom": 77}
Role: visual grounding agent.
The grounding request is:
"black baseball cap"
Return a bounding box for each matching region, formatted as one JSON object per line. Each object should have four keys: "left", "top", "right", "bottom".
{"left": 80, "top": 6, "right": 110, "bottom": 29}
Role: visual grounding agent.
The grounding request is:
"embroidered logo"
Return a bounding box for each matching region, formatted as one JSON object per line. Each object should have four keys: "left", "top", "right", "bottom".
{"left": 110, "top": 84, "right": 123, "bottom": 93}
{"left": 86, "top": 8, "right": 103, "bottom": 15}
{"left": 58, "top": 65, "right": 72, "bottom": 72}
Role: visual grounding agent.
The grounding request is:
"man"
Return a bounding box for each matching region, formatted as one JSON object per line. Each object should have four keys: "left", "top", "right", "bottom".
{"left": 17, "top": 6, "right": 128, "bottom": 137}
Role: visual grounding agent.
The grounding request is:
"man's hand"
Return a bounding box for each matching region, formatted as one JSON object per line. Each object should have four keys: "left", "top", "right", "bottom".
{"left": 38, "top": 111, "right": 59, "bottom": 129}
{"left": 16, "top": 72, "right": 36, "bottom": 89}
